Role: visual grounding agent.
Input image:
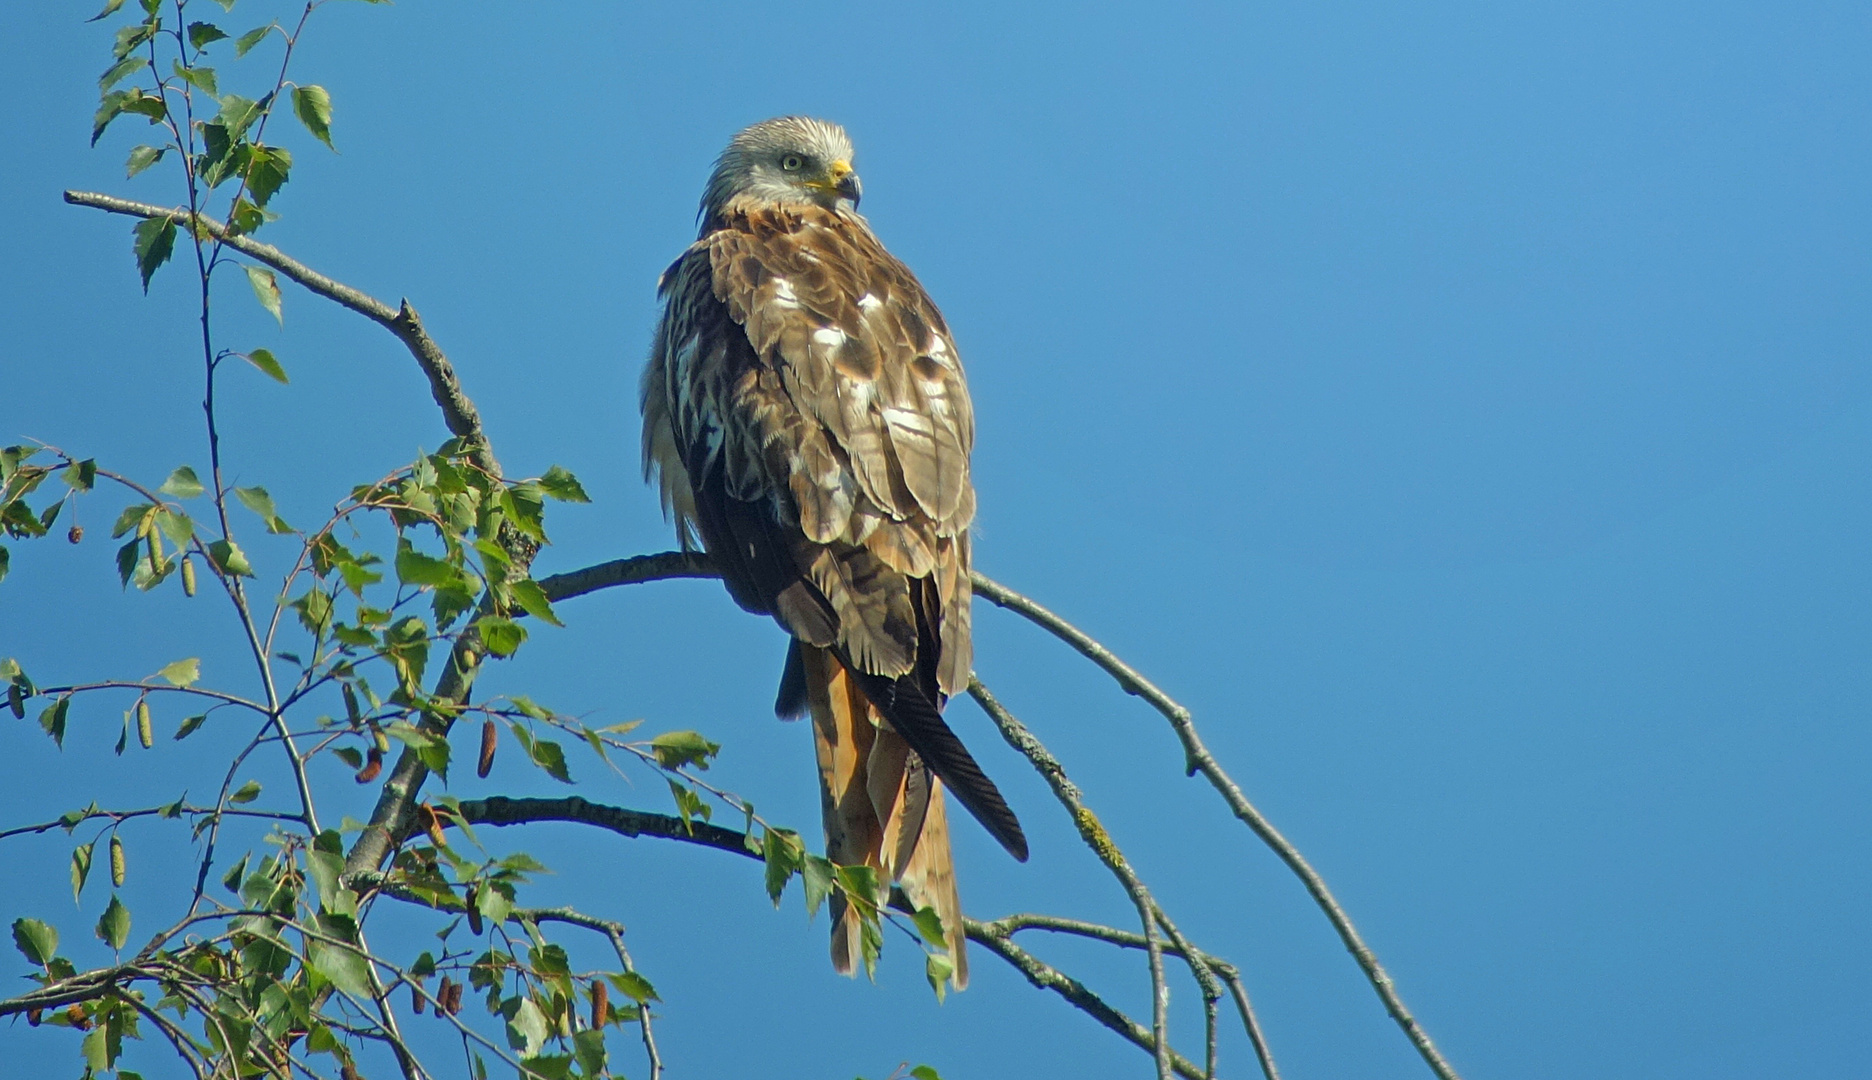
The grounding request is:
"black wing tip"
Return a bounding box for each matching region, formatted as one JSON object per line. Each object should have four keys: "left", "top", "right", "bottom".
{"left": 1001, "top": 826, "right": 1030, "bottom": 863}
{"left": 850, "top": 665, "right": 1031, "bottom": 863}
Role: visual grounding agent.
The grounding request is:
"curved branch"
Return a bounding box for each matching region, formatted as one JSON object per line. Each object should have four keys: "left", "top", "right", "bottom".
{"left": 63, "top": 190, "right": 494, "bottom": 476}
{"left": 536, "top": 551, "right": 717, "bottom": 603}
{"left": 964, "top": 917, "right": 1203, "bottom": 1080}
{"left": 971, "top": 573, "right": 1460, "bottom": 1080}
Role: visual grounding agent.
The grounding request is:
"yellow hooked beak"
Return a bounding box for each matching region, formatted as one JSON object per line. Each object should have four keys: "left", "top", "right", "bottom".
{"left": 822, "top": 159, "right": 862, "bottom": 205}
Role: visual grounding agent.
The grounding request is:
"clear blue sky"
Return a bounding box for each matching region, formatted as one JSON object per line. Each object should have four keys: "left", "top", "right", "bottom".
{"left": 3, "top": 2, "right": 1869, "bottom": 1077}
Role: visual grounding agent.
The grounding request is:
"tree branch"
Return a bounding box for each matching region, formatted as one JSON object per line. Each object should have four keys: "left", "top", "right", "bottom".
{"left": 535, "top": 551, "right": 717, "bottom": 604}
{"left": 964, "top": 917, "right": 1204, "bottom": 1080}
{"left": 970, "top": 677, "right": 1224, "bottom": 1080}
{"left": 970, "top": 573, "right": 1461, "bottom": 1080}
{"left": 371, "top": 794, "right": 1219, "bottom": 1078}
{"left": 451, "top": 795, "right": 759, "bottom": 862}
{"left": 62, "top": 190, "right": 495, "bottom": 476}
{"left": 61, "top": 188, "right": 538, "bottom": 886}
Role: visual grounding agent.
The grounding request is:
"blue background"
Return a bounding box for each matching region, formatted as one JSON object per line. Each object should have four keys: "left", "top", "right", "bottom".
{"left": 3, "top": 2, "right": 1868, "bottom": 1077}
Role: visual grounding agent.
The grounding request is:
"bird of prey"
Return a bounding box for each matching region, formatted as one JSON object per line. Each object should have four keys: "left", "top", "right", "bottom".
{"left": 641, "top": 116, "right": 1026, "bottom": 987}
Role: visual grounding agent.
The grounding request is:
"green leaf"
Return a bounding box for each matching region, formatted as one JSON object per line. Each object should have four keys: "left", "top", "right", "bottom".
{"left": 233, "top": 24, "right": 272, "bottom": 57}
{"left": 71, "top": 842, "right": 94, "bottom": 902}
{"left": 291, "top": 84, "right": 335, "bottom": 150}
{"left": 59, "top": 459, "right": 98, "bottom": 492}
{"left": 243, "top": 143, "right": 292, "bottom": 206}
{"left": 228, "top": 779, "right": 261, "bottom": 804}
{"left": 383, "top": 616, "right": 432, "bottom": 693}
{"left": 39, "top": 696, "right": 70, "bottom": 747}
{"left": 159, "top": 465, "right": 203, "bottom": 498}
{"left": 650, "top": 729, "right": 720, "bottom": 771}
{"left": 506, "top": 997, "right": 551, "bottom": 1059}
{"left": 131, "top": 215, "right": 177, "bottom": 292}
{"left": 174, "top": 713, "right": 207, "bottom": 740}
{"left": 112, "top": 21, "right": 157, "bottom": 61}
{"left": 536, "top": 465, "right": 590, "bottom": 503}
{"left": 925, "top": 950, "right": 954, "bottom": 1002}
{"left": 82, "top": 1027, "right": 109, "bottom": 1073}
{"left": 243, "top": 264, "right": 283, "bottom": 325}
{"left": 208, "top": 538, "right": 254, "bottom": 576}
{"left": 187, "top": 21, "right": 229, "bottom": 49}
{"left": 99, "top": 55, "right": 142, "bottom": 92}
{"left": 92, "top": 92, "right": 128, "bottom": 146}
{"left": 155, "top": 507, "right": 193, "bottom": 547}
{"left": 762, "top": 828, "right": 803, "bottom": 904}
{"left": 11, "top": 918, "right": 57, "bottom": 965}
{"left": 228, "top": 196, "right": 271, "bottom": 236}
{"left": 476, "top": 881, "right": 514, "bottom": 928}
{"left": 507, "top": 722, "right": 573, "bottom": 783}
{"left": 96, "top": 895, "right": 131, "bottom": 950}
{"left": 120, "top": 90, "right": 167, "bottom": 125}
{"left": 124, "top": 144, "right": 166, "bottom": 178}
{"left": 910, "top": 1065, "right": 942, "bottom": 1080}
{"left": 234, "top": 485, "right": 291, "bottom": 532}
{"left": 308, "top": 940, "right": 372, "bottom": 999}
{"left": 801, "top": 855, "right": 835, "bottom": 918}
{"left": 172, "top": 60, "right": 217, "bottom": 97}
{"left": 157, "top": 657, "right": 200, "bottom": 687}
{"left": 835, "top": 864, "right": 882, "bottom": 917}
{"left": 475, "top": 615, "right": 527, "bottom": 658}
{"left": 910, "top": 905, "right": 949, "bottom": 950}
{"left": 306, "top": 850, "right": 357, "bottom": 918}
{"left": 87, "top": 0, "right": 128, "bottom": 21}
{"left": 220, "top": 854, "right": 247, "bottom": 893}
{"left": 213, "top": 92, "right": 263, "bottom": 141}
{"left": 292, "top": 587, "right": 333, "bottom": 636}
{"left": 0, "top": 544, "right": 9, "bottom": 585}
{"left": 115, "top": 537, "right": 141, "bottom": 586}
{"left": 239, "top": 348, "right": 288, "bottom": 383}
{"left": 606, "top": 970, "right": 659, "bottom": 1004}
{"left": 385, "top": 720, "right": 449, "bottom": 778}
{"left": 394, "top": 540, "right": 453, "bottom": 587}
{"left": 508, "top": 578, "right": 564, "bottom": 627}
{"left": 573, "top": 1029, "right": 607, "bottom": 1077}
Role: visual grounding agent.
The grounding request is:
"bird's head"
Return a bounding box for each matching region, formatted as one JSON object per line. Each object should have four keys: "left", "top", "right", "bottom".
{"left": 700, "top": 116, "right": 862, "bottom": 225}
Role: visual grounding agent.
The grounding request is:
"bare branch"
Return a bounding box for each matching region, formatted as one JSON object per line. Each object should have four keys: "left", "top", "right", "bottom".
{"left": 536, "top": 551, "right": 717, "bottom": 603}
{"left": 965, "top": 917, "right": 1204, "bottom": 1080}
{"left": 451, "top": 795, "right": 761, "bottom": 861}
{"left": 971, "top": 574, "right": 1461, "bottom": 1080}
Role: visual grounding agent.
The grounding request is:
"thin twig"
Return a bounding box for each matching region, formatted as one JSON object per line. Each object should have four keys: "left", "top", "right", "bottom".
{"left": 971, "top": 573, "right": 1461, "bottom": 1080}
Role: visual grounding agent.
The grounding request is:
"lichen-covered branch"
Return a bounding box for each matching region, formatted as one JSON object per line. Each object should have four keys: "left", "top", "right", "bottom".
{"left": 969, "top": 677, "right": 1244, "bottom": 1080}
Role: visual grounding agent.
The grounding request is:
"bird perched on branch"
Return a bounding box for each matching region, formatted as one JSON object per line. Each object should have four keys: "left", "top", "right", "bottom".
{"left": 641, "top": 116, "right": 1026, "bottom": 987}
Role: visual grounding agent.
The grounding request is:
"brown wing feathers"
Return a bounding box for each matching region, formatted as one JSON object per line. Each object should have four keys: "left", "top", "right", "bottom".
{"left": 649, "top": 203, "right": 1025, "bottom": 863}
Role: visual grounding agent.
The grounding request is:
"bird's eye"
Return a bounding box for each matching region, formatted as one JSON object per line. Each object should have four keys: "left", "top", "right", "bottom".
{"left": 780, "top": 154, "right": 805, "bottom": 171}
